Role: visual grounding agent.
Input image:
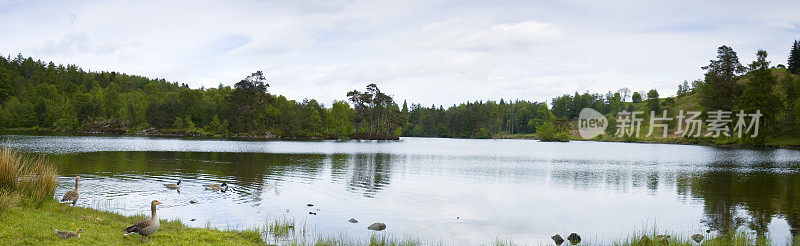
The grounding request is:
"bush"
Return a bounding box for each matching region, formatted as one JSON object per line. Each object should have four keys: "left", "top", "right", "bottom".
{"left": 536, "top": 122, "right": 570, "bottom": 142}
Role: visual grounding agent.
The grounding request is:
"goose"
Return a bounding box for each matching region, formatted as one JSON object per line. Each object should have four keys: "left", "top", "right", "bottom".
{"left": 55, "top": 228, "right": 83, "bottom": 239}
{"left": 163, "top": 180, "right": 181, "bottom": 189}
{"left": 204, "top": 182, "right": 228, "bottom": 191}
{"left": 124, "top": 200, "right": 162, "bottom": 242}
{"left": 59, "top": 176, "right": 80, "bottom": 212}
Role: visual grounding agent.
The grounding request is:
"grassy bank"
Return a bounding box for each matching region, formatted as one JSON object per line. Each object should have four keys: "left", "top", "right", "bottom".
{"left": 0, "top": 201, "right": 263, "bottom": 245}
{"left": 0, "top": 145, "right": 262, "bottom": 245}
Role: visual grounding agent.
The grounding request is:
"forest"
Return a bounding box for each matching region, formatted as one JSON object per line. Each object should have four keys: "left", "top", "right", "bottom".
{"left": 0, "top": 56, "right": 400, "bottom": 140}
{"left": 1, "top": 39, "right": 799, "bottom": 144}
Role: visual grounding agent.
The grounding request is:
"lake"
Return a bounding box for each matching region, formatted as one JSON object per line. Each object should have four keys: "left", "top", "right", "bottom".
{"left": 3, "top": 134, "right": 800, "bottom": 245}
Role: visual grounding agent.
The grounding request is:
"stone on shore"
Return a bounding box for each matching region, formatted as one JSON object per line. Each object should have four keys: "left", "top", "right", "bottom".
{"left": 691, "top": 233, "right": 704, "bottom": 243}
{"left": 551, "top": 234, "right": 564, "bottom": 245}
{"left": 567, "top": 233, "right": 581, "bottom": 245}
{"left": 367, "top": 222, "right": 386, "bottom": 231}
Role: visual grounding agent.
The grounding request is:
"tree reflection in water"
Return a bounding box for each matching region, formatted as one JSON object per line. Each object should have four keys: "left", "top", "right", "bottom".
{"left": 51, "top": 150, "right": 800, "bottom": 240}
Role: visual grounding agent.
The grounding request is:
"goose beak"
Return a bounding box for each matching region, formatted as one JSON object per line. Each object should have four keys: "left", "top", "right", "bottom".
{"left": 157, "top": 202, "right": 162, "bottom": 205}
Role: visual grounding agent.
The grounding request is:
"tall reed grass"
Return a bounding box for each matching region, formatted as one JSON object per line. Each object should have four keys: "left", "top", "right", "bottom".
{"left": 0, "top": 146, "right": 58, "bottom": 206}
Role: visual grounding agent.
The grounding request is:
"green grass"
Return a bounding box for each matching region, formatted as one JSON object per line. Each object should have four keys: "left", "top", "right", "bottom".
{"left": 615, "top": 229, "right": 771, "bottom": 246}
{"left": 3, "top": 201, "right": 798, "bottom": 245}
{"left": 0, "top": 200, "right": 264, "bottom": 245}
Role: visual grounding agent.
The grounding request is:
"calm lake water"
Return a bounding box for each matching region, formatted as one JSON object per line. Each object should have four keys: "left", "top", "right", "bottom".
{"left": 3, "top": 134, "right": 800, "bottom": 245}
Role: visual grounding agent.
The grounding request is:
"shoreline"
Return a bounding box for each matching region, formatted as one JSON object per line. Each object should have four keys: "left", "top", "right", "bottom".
{"left": 0, "top": 201, "right": 784, "bottom": 246}
{"left": 3, "top": 128, "right": 800, "bottom": 150}
{"left": 494, "top": 133, "right": 800, "bottom": 150}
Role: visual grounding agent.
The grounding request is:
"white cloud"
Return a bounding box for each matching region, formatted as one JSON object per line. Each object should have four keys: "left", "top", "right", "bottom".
{"left": 1, "top": 0, "right": 798, "bottom": 106}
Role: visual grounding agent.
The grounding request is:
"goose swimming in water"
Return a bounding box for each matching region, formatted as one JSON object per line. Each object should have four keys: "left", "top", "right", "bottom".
{"left": 163, "top": 180, "right": 181, "bottom": 189}
{"left": 204, "top": 182, "right": 228, "bottom": 191}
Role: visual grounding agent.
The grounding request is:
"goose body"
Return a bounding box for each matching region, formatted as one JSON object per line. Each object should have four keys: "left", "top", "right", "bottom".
{"left": 55, "top": 228, "right": 83, "bottom": 239}
{"left": 59, "top": 176, "right": 80, "bottom": 212}
{"left": 204, "top": 182, "right": 228, "bottom": 191}
{"left": 163, "top": 180, "right": 181, "bottom": 189}
{"left": 124, "top": 200, "right": 162, "bottom": 242}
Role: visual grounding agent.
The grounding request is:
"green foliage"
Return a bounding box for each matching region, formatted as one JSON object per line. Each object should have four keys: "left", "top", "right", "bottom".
{"left": 552, "top": 92, "right": 608, "bottom": 120}
{"left": 403, "top": 100, "right": 553, "bottom": 138}
{"left": 789, "top": 39, "right": 800, "bottom": 74}
{"left": 347, "top": 84, "right": 402, "bottom": 139}
{"left": 735, "top": 50, "right": 781, "bottom": 145}
{"left": 535, "top": 121, "right": 569, "bottom": 142}
{"left": 173, "top": 116, "right": 184, "bottom": 129}
{"left": 646, "top": 89, "right": 660, "bottom": 113}
{"left": 676, "top": 80, "right": 693, "bottom": 97}
{"left": 0, "top": 55, "right": 397, "bottom": 140}
{"left": 327, "top": 101, "right": 355, "bottom": 138}
{"left": 632, "top": 92, "right": 642, "bottom": 103}
{"left": 781, "top": 71, "right": 800, "bottom": 127}
{"left": 699, "top": 45, "right": 745, "bottom": 112}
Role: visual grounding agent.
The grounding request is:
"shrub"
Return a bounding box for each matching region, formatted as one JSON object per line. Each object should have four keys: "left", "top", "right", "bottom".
{"left": 536, "top": 122, "right": 570, "bottom": 142}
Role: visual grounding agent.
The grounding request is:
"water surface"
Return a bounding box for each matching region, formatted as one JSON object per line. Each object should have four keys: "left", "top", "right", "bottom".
{"left": 3, "top": 135, "right": 800, "bottom": 245}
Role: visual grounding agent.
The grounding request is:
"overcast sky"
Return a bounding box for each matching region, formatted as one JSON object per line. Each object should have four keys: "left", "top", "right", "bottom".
{"left": 1, "top": 0, "right": 798, "bottom": 106}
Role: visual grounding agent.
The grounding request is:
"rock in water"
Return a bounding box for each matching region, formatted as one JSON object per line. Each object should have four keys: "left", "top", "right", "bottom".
{"left": 349, "top": 218, "right": 358, "bottom": 223}
{"left": 551, "top": 234, "right": 564, "bottom": 245}
{"left": 691, "top": 234, "right": 704, "bottom": 243}
{"left": 567, "top": 233, "right": 581, "bottom": 245}
{"left": 367, "top": 222, "right": 386, "bottom": 231}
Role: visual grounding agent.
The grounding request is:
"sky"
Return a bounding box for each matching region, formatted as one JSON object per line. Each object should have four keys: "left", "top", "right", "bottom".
{"left": 1, "top": 0, "right": 799, "bottom": 107}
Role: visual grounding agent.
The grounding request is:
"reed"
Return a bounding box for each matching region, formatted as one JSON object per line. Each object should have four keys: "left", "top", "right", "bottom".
{"left": 0, "top": 146, "right": 58, "bottom": 205}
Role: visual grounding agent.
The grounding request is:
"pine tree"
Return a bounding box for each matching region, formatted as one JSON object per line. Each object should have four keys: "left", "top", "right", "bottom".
{"left": 789, "top": 40, "right": 800, "bottom": 74}
{"left": 646, "top": 89, "right": 660, "bottom": 113}
{"left": 736, "top": 50, "right": 780, "bottom": 145}
{"left": 699, "top": 45, "right": 745, "bottom": 112}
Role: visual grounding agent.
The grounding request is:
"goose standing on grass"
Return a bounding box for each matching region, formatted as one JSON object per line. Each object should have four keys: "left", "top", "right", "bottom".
{"left": 204, "top": 182, "right": 228, "bottom": 191}
{"left": 124, "top": 200, "right": 162, "bottom": 242}
{"left": 59, "top": 176, "right": 80, "bottom": 212}
{"left": 163, "top": 180, "right": 181, "bottom": 189}
{"left": 55, "top": 228, "right": 83, "bottom": 239}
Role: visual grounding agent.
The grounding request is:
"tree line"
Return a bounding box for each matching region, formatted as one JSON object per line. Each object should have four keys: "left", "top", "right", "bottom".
{"left": 1, "top": 38, "right": 799, "bottom": 143}
{"left": 0, "top": 54, "right": 396, "bottom": 139}
{"left": 543, "top": 39, "right": 800, "bottom": 145}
